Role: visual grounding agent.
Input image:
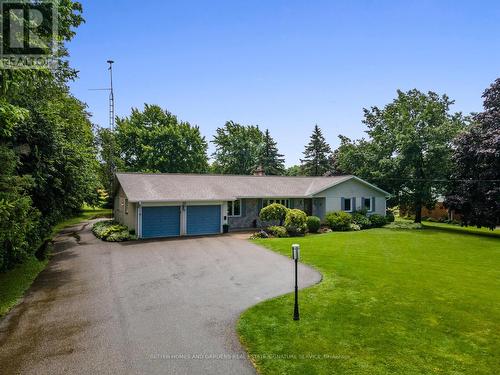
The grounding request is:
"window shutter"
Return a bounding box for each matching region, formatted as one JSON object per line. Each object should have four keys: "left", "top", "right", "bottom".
{"left": 290, "top": 199, "right": 294, "bottom": 209}
{"left": 341, "top": 197, "right": 345, "bottom": 210}
{"left": 372, "top": 197, "right": 376, "bottom": 212}
{"left": 241, "top": 199, "right": 246, "bottom": 217}
{"left": 352, "top": 197, "right": 356, "bottom": 211}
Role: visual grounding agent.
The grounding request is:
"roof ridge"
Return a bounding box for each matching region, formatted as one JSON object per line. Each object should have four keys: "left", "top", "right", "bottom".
{"left": 115, "top": 172, "right": 351, "bottom": 179}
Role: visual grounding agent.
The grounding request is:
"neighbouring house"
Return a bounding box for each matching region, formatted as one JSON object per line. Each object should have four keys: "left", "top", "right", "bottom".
{"left": 114, "top": 173, "right": 390, "bottom": 239}
{"left": 400, "top": 196, "right": 462, "bottom": 222}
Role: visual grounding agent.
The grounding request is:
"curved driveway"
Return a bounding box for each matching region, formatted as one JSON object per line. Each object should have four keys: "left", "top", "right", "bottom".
{"left": 0, "top": 222, "right": 321, "bottom": 375}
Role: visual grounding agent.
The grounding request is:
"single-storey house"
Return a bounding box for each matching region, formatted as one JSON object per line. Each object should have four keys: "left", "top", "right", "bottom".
{"left": 114, "top": 173, "right": 390, "bottom": 239}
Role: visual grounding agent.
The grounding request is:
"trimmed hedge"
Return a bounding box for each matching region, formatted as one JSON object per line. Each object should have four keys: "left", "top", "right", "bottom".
{"left": 92, "top": 220, "right": 135, "bottom": 242}
{"left": 325, "top": 211, "right": 352, "bottom": 231}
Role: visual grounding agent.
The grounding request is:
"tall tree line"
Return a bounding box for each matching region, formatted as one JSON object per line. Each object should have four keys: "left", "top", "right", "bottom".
{"left": 0, "top": 1, "right": 100, "bottom": 271}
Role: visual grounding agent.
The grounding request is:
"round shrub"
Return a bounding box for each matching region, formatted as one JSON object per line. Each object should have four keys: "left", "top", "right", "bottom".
{"left": 351, "top": 212, "right": 371, "bottom": 229}
{"left": 259, "top": 203, "right": 289, "bottom": 225}
{"left": 267, "top": 225, "right": 289, "bottom": 238}
{"left": 369, "top": 214, "right": 387, "bottom": 228}
{"left": 385, "top": 209, "right": 395, "bottom": 223}
{"left": 325, "top": 211, "right": 352, "bottom": 231}
{"left": 306, "top": 216, "right": 321, "bottom": 233}
{"left": 284, "top": 209, "right": 308, "bottom": 236}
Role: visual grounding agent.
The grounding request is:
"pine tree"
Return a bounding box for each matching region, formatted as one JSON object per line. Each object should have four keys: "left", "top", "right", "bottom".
{"left": 300, "top": 125, "right": 332, "bottom": 176}
{"left": 256, "top": 129, "right": 285, "bottom": 175}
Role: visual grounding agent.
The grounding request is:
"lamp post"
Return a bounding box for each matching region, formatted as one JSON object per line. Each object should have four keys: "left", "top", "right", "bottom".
{"left": 292, "top": 244, "right": 300, "bottom": 321}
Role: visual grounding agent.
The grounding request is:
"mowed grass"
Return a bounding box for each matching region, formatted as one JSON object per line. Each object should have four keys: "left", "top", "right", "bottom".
{"left": 238, "top": 228, "right": 500, "bottom": 375}
{"left": 51, "top": 207, "right": 112, "bottom": 236}
{"left": 422, "top": 221, "right": 500, "bottom": 238}
{"left": 0, "top": 257, "right": 48, "bottom": 317}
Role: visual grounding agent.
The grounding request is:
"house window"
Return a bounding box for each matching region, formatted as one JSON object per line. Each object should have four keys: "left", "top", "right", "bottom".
{"left": 363, "top": 197, "right": 372, "bottom": 212}
{"left": 342, "top": 198, "right": 352, "bottom": 212}
{"left": 263, "top": 199, "right": 290, "bottom": 208}
{"left": 227, "top": 200, "right": 241, "bottom": 217}
{"left": 125, "top": 199, "right": 129, "bottom": 214}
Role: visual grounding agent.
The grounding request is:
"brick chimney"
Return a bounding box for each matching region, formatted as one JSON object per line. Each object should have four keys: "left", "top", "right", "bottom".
{"left": 253, "top": 165, "right": 265, "bottom": 176}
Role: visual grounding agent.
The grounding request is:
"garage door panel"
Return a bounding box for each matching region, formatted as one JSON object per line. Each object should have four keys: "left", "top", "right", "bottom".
{"left": 142, "top": 206, "right": 180, "bottom": 238}
{"left": 187, "top": 205, "right": 221, "bottom": 235}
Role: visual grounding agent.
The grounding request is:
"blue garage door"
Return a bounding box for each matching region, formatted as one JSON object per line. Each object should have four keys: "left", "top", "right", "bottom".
{"left": 186, "top": 205, "right": 221, "bottom": 236}
{"left": 142, "top": 206, "right": 180, "bottom": 238}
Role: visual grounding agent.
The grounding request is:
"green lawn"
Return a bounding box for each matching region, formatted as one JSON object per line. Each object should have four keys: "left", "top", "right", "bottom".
{"left": 0, "top": 257, "right": 48, "bottom": 317}
{"left": 0, "top": 207, "right": 112, "bottom": 318}
{"left": 51, "top": 206, "right": 112, "bottom": 236}
{"left": 422, "top": 221, "right": 500, "bottom": 238}
{"left": 238, "top": 228, "right": 500, "bottom": 375}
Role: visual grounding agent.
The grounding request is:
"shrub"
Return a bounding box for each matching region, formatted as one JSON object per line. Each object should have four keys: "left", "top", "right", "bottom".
{"left": 325, "top": 211, "right": 352, "bottom": 231}
{"left": 284, "top": 209, "right": 308, "bottom": 236}
{"left": 306, "top": 216, "right": 321, "bottom": 233}
{"left": 250, "top": 230, "right": 269, "bottom": 239}
{"left": 267, "top": 226, "right": 289, "bottom": 238}
{"left": 259, "top": 203, "right": 289, "bottom": 225}
{"left": 385, "top": 221, "right": 424, "bottom": 230}
{"left": 92, "top": 220, "right": 134, "bottom": 242}
{"left": 385, "top": 209, "right": 395, "bottom": 223}
{"left": 351, "top": 211, "right": 371, "bottom": 229}
{"left": 369, "top": 214, "right": 387, "bottom": 228}
{"left": 350, "top": 223, "right": 361, "bottom": 231}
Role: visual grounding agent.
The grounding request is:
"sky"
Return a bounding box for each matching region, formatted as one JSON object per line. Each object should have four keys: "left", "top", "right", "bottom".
{"left": 69, "top": 0, "right": 500, "bottom": 167}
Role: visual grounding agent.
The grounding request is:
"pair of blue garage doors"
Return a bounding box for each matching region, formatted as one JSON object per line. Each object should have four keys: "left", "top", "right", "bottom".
{"left": 142, "top": 205, "right": 221, "bottom": 239}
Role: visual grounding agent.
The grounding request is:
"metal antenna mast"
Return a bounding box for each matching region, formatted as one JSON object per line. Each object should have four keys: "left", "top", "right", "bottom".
{"left": 107, "top": 60, "right": 115, "bottom": 131}
{"left": 89, "top": 60, "right": 116, "bottom": 131}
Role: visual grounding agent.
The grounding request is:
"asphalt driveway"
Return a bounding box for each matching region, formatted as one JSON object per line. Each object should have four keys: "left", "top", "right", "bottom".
{"left": 0, "top": 222, "right": 321, "bottom": 375}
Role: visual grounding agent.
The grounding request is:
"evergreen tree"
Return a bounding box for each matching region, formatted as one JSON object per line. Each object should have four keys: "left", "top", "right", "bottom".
{"left": 256, "top": 129, "right": 285, "bottom": 175}
{"left": 300, "top": 125, "right": 332, "bottom": 176}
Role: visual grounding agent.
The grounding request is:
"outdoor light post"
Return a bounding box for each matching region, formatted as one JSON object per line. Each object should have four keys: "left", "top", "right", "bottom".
{"left": 292, "top": 244, "right": 300, "bottom": 321}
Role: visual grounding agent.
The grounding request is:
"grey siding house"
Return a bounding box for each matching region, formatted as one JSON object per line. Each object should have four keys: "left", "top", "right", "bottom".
{"left": 114, "top": 173, "right": 390, "bottom": 239}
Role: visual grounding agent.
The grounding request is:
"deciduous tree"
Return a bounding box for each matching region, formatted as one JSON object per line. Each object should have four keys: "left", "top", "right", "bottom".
{"left": 212, "top": 121, "right": 264, "bottom": 174}
{"left": 115, "top": 105, "right": 209, "bottom": 173}
{"left": 445, "top": 79, "right": 500, "bottom": 229}
{"left": 333, "top": 90, "right": 466, "bottom": 222}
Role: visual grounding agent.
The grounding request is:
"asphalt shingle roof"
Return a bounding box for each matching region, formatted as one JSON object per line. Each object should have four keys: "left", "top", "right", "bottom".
{"left": 116, "top": 173, "right": 355, "bottom": 202}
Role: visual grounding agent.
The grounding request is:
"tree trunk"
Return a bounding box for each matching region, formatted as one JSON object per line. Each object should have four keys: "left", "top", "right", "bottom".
{"left": 414, "top": 201, "right": 422, "bottom": 223}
